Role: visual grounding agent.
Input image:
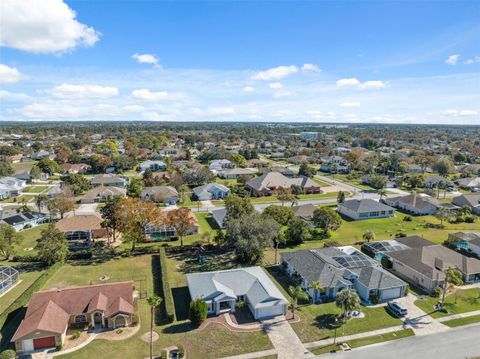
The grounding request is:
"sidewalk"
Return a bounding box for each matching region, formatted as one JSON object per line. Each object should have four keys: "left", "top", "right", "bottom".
{"left": 304, "top": 324, "right": 406, "bottom": 349}
{"left": 437, "top": 309, "right": 480, "bottom": 322}
{"left": 218, "top": 349, "right": 278, "bottom": 359}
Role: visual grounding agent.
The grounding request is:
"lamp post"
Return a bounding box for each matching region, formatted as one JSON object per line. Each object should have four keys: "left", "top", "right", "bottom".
{"left": 333, "top": 317, "right": 338, "bottom": 345}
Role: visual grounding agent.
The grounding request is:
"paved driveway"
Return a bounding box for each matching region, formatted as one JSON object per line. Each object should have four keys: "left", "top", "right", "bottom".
{"left": 261, "top": 317, "right": 314, "bottom": 359}
{"left": 65, "top": 203, "right": 99, "bottom": 216}
{"left": 395, "top": 294, "right": 448, "bottom": 335}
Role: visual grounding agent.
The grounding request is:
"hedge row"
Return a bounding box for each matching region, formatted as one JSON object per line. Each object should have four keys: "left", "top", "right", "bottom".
{"left": 158, "top": 247, "right": 176, "bottom": 323}
{"left": 0, "top": 262, "right": 63, "bottom": 329}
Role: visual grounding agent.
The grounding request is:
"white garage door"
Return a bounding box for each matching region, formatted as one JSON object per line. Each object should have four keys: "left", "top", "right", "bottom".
{"left": 381, "top": 287, "right": 402, "bottom": 301}
{"left": 256, "top": 305, "right": 285, "bottom": 319}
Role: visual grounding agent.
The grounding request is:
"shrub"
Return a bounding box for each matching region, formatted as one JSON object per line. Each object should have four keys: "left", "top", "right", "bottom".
{"left": 465, "top": 216, "right": 476, "bottom": 223}
{"left": 160, "top": 350, "right": 168, "bottom": 359}
{"left": 370, "top": 293, "right": 380, "bottom": 304}
{"left": 0, "top": 349, "right": 17, "bottom": 359}
{"left": 189, "top": 298, "right": 208, "bottom": 325}
{"left": 158, "top": 247, "right": 176, "bottom": 322}
{"left": 71, "top": 331, "right": 81, "bottom": 340}
{"left": 67, "top": 250, "right": 92, "bottom": 260}
{"left": 55, "top": 344, "right": 62, "bottom": 351}
{"left": 404, "top": 285, "right": 410, "bottom": 296}
{"left": 395, "top": 232, "right": 407, "bottom": 238}
{"left": 403, "top": 216, "right": 412, "bottom": 222}
{"left": 11, "top": 254, "right": 40, "bottom": 262}
{"left": 177, "top": 343, "right": 185, "bottom": 358}
{"left": 116, "top": 328, "right": 123, "bottom": 334}
{"left": 431, "top": 287, "right": 442, "bottom": 298}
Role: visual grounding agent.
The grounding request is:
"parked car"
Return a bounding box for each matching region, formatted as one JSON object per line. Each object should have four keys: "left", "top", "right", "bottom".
{"left": 387, "top": 301, "right": 408, "bottom": 317}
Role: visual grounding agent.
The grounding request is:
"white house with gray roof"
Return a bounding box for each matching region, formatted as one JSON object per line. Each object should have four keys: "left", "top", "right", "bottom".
{"left": 337, "top": 199, "right": 395, "bottom": 220}
{"left": 186, "top": 267, "right": 288, "bottom": 320}
{"left": 193, "top": 183, "right": 230, "bottom": 201}
{"left": 281, "top": 246, "right": 407, "bottom": 304}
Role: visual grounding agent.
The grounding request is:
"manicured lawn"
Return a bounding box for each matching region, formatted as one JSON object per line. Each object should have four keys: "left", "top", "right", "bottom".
{"left": 51, "top": 254, "right": 272, "bottom": 359}
{"left": 346, "top": 329, "right": 415, "bottom": 348}
{"left": 313, "top": 177, "right": 332, "bottom": 187}
{"left": 215, "top": 178, "right": 238, "bottom": 187}
{"left": 265, "top": 266, "right": 402, "bottom": 343}
{"left": 0, "top": 264, "right": 45, "bottom": 314}
{"left": 320, "top": 173, "right": 374, "bottom": 191}
{"left": 13, "top": 224, "right": 49, "bottom": 256}
{"left": 414, "top": 288, "right": 480, "bottom": 318}
{"left": 250, "top": 192, "right": 339, "bottom": 204}
{"left": 1, "top": 194, "right": 36, "bottom": 203}
{"left": 23, "top": 185, "right": 48, "bottom": 193}
{"left": 442, "top": 314, "right": 480, "bottom": 328}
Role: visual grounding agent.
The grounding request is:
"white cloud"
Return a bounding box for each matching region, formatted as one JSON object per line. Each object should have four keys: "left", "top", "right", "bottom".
{"left": 251, "top": 65, "right": 298, "bottom": 81}
{"left": 207, "top": 107, "right": 236, "bottom": 117}
{"left": 445, "top": 54, "right": 460, "bottom": 65}
{"left": 336, "top": 78, "right": 388, "bottom": 89}
{"left": 0, "top": 90, "right": 31, "bottom": 101}
{"left": 123, "top": 105, "right": 145, "bottom": 112}
{"left": 269, "top": 82, "right": 283, "bottom": 89}
{"left": 441, "top": 109, "right": 478, "bottom": 117}
{"left": 131, "top": 89, "right": 183, "bottom": 101}
{"left": 132, "top": 53, "right": 160, "bottom": 68}
{"left": 51, "top": 83, "right": 118, "bottom": 99}
{"left": 301, "top": 64, "right": 321, "bottom": 73}
{"left": 336, "top": 78, "right": 361, "bottom": 87}
{"left": 0, "top": 64, "right": 23, "bottom": 84}
{"left": 0, "top": 0, "right": 100, "bottom": 54}
{"left": 243, "top": 86, "right": 255, "bottom": 92}
{"left": 340, "top": 102, "right": 360, "bottom": 108}
{"left": 359, "top": 80, "right": 388, "bottom": 89}
{"left": 272, "top": 90, "right": 294, "bottom": 98}
{"left": 465, "top": 56, "right": 480, "bottom": 65}
{"left": 16, "top": 101, "right": 120, "bottom": 119}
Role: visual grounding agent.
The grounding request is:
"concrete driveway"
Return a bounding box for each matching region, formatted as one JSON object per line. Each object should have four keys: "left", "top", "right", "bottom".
{"left": 395, "top": 294, "right": 448, "bottom": 335}
{"left": 65, "top": 203, "right": 99, "bottom": 217}
{"left": 261, "top": 317, "right": 314, "bottom": 359}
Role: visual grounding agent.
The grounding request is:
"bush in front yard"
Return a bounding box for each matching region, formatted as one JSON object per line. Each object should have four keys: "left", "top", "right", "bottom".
{"left": 431, "top": 287, "right": 442, "bottom": 298}
{"left": 177, "top": 344, "right": 185, "bottom": 358}
{"left": 189, "top": 298, "right": 208, "bottom": 325}
{"left": 0, "top": 349, "right": 17, "bottom": 359}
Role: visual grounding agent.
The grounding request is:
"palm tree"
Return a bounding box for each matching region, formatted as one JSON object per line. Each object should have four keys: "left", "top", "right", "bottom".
{"left": 377, "top": 188, "right": 387, "bottom": 200}
{"left": 362, "top": 230, "right": 376, "bottom": 243}
{"left": 434, "top": 207, "right": 450, "bottom": 226}
{"left": 36, "top": 194, "right": 48, "bottom": 213}
{"left": 147, "top": 295, "right": 162, "bottom": 359}
{"left": 309, "top": 281, "right": 324, "bottom": 304}
{"left": 441, "top": 268, "right": 463, "bottom": 309}
{"left": 288, "top": 285, "right": 308, "bottom": 319}
{"left": 335, "top": 289, "right": 360, "bottom": 322}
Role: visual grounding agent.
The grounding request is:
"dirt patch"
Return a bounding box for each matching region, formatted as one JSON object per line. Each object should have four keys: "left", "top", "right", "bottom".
{"left": 96, "top": 324, "right": 140, "bottom": 341}
{"left": 99, "top": 275, "right": 110, "bottom": 281}
{"left": 140, "top": 331, "right": 160, "bottom": 343}
{"left": 63, "top": 330, "right": 90, "bottom": 350}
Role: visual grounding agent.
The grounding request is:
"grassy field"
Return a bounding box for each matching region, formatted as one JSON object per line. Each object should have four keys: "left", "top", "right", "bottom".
{"left": 50, "top": 254, "right": 272, "bottom": 359}
{"left": 414, "top": 288, "right": 480, "bottom": 318}
{"left": 22, "top": 186, "right": 48, "bottom": 193}
{"left": 442, "top": 314, "right": 480, "bottom": 328}
{"left": 12, "top": 224, "right": 49, "bottom": 256}
{"left": 310, "top": 329, "right": 415, "bottom": 354}
{"left": 265, "top": 266, "right": 403, "bottom": 343}
{"left": 320, "top": 173, "right": 374, "bottom": 191}
{"left": 0, "top": 264, "right": 45, "bottom": 314}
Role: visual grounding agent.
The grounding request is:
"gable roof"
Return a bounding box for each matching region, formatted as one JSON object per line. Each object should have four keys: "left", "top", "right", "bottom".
{"left": 56, "top": 214, "right": 104, "bottom": 232}
{"left": 81, "top": 186, "right": 126, "bottom": 201}
{"left": 291, "top": 204, "right": 317, "bottom": 219}
{"left": 339, "top": 199, "right": 395, "bottom": 213}
{"left": 186, "top": 267, "right": 288, "bottom": 309}
{"left": 386, "top": 194, "right": 440, "bottom": 210}
{"left": 12, "top": 281, "right": 134, "bottom": 341}
{"left": 141, "top": 186, "right": 178, "bottom": 201}
{"left": 91, "top": 174, "right": 127, "bottom": 185}
{"left": 193, "top": 183, "right": 230, "bottom": 197}
{"left": 247, "top": 172, "right": 320, "bottom": 192}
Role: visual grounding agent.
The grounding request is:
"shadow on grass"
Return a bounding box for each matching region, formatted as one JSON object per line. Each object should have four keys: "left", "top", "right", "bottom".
{"left": 162, "top": 321, "right": 196, "bottom": 334}
{"left": 314, "top": 313, "right": 342, "bottom": 330}
{"left": 172, "top": 286, "right": 190, "bottom": 321}
{"left": 0, "top": 307, "right": 26, "bottom": 351}
{"left": 205, "top": 216, "right": 220, "bottom": 230}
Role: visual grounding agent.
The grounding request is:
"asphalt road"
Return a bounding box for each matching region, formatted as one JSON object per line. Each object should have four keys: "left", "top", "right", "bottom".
{"left": 319, "top": 324, "right": 480, "bottom": 359}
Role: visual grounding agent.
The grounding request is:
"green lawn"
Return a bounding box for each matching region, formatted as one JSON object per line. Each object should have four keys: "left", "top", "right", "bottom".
{"left": 265, "top": 266, "right": 402, "bottom": 343}
{"left": 442, "top": 314, "right": 480, "bottom": 328}
{"left": 23, "top": 186, "right": 48, "bottom": 193}
{"left": 13, "top": 224, "right": 49, "bottom": 256}
{"left": 250, "top": 192, "right": 339, "bottom": 204}
{"left": 320, "top": 173, "right": 374, "bottom": 191}
{"left": 1, "top": 194, "right": 36, "bottom": 203}
{"left": 49, "top": 254, "right": 272, "bottom": 359}
{"left": 414, "top": 288, "right": 480, "bottom": 318}
{"left": 0, "top": 264, "right": 45, "bottom": 315}
{"left": 313, "top": 178, "right": 332, "bottom": 187}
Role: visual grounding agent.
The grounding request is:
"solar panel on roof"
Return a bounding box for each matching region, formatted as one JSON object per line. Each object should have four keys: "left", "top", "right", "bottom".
{"left": 23, "top": 212, "right": 34, "bottom": 219}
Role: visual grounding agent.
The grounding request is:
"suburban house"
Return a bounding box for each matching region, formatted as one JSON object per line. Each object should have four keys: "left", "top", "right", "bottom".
{"left": 193, "top": 183, "right": 230, "bottom": 201}
{"left": 56, "top": 214, "right": 107, "bottom": 249}
{"left": 281, "top": 246, "right": 407, "bottom": 304}
{"left": 80, "top": 186, "right": 126, "bottom": 204}
{"left": 291, "top": 204, "right": 317, "bottom": 221}
{"left": 90, "top": 174, "right": 128, "bottom": 188}
{"left": 0, "top": 177, "right": 27, "bottom": 198}
{"left": 60, "top": 163, "right": 91, "bottom": 174}
{"left": 447, "top": 232, "right": 480, "bottom": 258}
{"left": 140, "top": 186, "right": 179, "bottom": 205}
{"left": 337, "top": 199, "right": 395, "bottom": 220}
{"left": 138, "top": 160, "right": 167, "bottom": 172}
{"left": 144, "top": 208, "right": 199, "bottom": 239}
{"left": 209, "top": 159, "right": 234, "bottom": 172}
{"left": 186, "top": 267, "right": 288, "bottom": 320}
{"left": 452, "top": 193, "right": 480, "bottom": 215}
{"left": 217, "top": 168, "right": 255, "bottom": 179}
{"left": 377, "top": 237, "right": 480, "bottom": 292}
{"left": 246, "top": 172, "right": 321, "bottom": 197}
{"left": 424, "top": 175, "right": 455, "bottom": 190}
{"left": 12, "top": 281, "right": 134, "bottom": 354}
{"left": 0, "top": 210, "right": 47, "bottom": 231}
{"left": 260, "top": 166, "right": 296, "bottom": 177}
{"left": 383, "top": 193, "right": 440, "bottom": 215}
{"left": 320, "top": 156, "right": 351, "bottom": 174}
{"left": 457, "top": 177, "right": 480, "bottom": 190}
{"left": 211, "top": 208, "right": 227, "bottom": 229}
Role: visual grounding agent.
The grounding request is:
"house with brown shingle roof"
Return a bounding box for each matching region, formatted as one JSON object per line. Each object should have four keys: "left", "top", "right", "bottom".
{"left": 55, "top": 214, "right": 107, "bottom": 248}
{"left": 383, "top": 193, "right": 440, "bottom": 215}
{"left": 246, "top": 172, "right": 321, "bottom": 197}
{"left": 80, "top": 186, "right": 126, "bottom": 204}
{"left": 12, "top": 281, "right": 134, "bottom": 354}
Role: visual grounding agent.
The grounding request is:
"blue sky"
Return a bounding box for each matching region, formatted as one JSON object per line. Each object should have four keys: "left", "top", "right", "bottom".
{"left": 0, "top": 0, "right": 479, "bottom": 123}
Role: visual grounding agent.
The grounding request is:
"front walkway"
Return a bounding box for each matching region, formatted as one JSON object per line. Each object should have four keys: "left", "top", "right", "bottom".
{"left": 395, "top": 293, "right": 448, "bottom": 335}
{"left": 218, "top": 349, "right": 278, "bottom": 359}
{"left": 261, "top": 316, "right": 314, "bottom": 359}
